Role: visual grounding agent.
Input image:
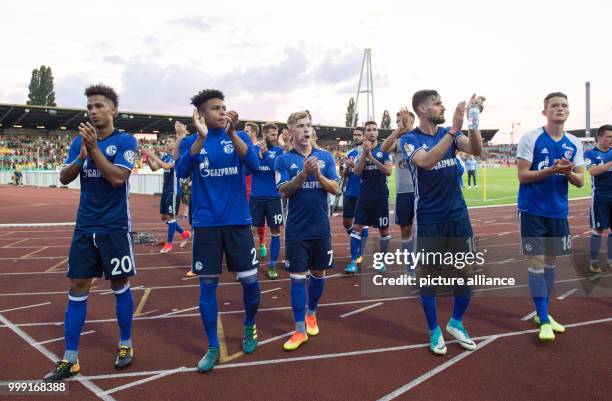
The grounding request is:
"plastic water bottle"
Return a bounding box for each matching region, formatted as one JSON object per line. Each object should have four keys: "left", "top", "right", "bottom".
{"left": 468, "top": 104, "right": 480, "bottom": 131}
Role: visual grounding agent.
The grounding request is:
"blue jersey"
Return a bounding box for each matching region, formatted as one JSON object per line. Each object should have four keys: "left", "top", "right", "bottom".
{"left": 176, "top": 129, "right": 259, "bottom": 227}
{"left": 400, "top": 127, "right": 467, "bottom": 224}
{"left": 251, "top": 145, "right": 283, "bottom": 198}
{"left": 584, "top": 147, "right": 612, "bottom": 201}
{"left": 344, "top": 147, "right": 362, "bottom": 197}
{"left": 517, "top": 128, "right": 584, "bottom": 218}
{"left": 64, "top": 130, "right": 137, "bottom": 234}
{"left": 161, "top": 153, "right": 180, "bottom": 196}
{"left": 275, "top": 148, "right": 339, "bottom": 240}
{"left": 358, "top": 144, "right": 391, "bottom": 198}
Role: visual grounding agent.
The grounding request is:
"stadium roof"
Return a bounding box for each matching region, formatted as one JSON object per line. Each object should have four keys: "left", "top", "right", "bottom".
{"left": 0, "top": 103, "right": 499, "bottom": 142}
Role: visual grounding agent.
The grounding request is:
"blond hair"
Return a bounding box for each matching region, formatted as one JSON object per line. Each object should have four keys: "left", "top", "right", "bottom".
{"left": 287, "top": 111, "right": 310, "bottom": 126}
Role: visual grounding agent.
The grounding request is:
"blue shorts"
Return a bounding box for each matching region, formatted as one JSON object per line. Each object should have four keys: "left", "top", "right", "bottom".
{"left": 192, "top": 225, "right": 258, "bottom": 275}
{"left": 354, "top": 196, "right": 390, "bottom": 228}
{"left": 590, "top": 198, "right": 612, "bottom": 230}
{"left": 68, "top": 232, "right": 136, "bottom": 280}
{"left": 160, "top": 190, "right": 181, "bottom": 216}
{"left": 250, "top": 197, "right": 283, "bottom": 227}
{"left": 519, "top": 212, "right": 570, "bottom": 256}
{"left": 415, "top": 215, "right": 475, "bottom": 265}
{"left": 342, "top": 195, "right": 358, "bottom": 219}
{"left": 285, "top": 238, "right": 333, "bottom": 273}
{"left": 395, "top": 192, "right": 415, "bottom": 227}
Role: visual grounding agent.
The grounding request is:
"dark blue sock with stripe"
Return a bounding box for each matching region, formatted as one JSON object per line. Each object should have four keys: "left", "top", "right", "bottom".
{"left": 349, "top": 232, "right": 361, "bottom": 262}
{"left": 419, "top": 286, "right": 438, "bottom": 330}
{"left": 166, "top": 220, "right": 176, "bottom": 244}
{"left": 114, "top": 284, "right": 133, "bottom": 347}
{"left": 590, "top": 232, "right": 601, "bottom": 262}
{"left": 175, "top": 221, "right": 184, "bottom": 234}
{"left": 199, "top": 277, "right": 219, "bottom": 348}
{"left": 307, "top": 275, "right": 325, "bottom": 314}
{"left": 452, "top": 284, "right": 471, "bottom": 322}
{"left": 360, "top": 227, "right": 369, "bottom": 256}
{"left": 528, "top": 269, "right": 549, "bottom": 323}
{"left": 270, "top": 234, "right": 280, "bottom": 268}
{"left": 239, "top": 274, "right": 260, "bottom": 326}
{"left": 290, "top": 277, "right": 307, "bottom": 333}
{"left": 63, "top": 291, "right": 88, "bottom": 362}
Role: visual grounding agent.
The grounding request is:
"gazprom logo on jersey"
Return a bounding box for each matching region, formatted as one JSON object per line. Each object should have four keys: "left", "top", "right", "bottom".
{"left": 124, "top": 150, "right": 136, "bottom": 165}
{"left": 432, "top": 158, "right": 457, "bottom": 171}
{"left": 221, "top": 140, "right": 234, "bottom": 155}
{"left": 199, "top": 156, "right": 239, "bottom": 178}
{"left": 537, "top": 156, "right": 550, "bottom": 170}
{"left": 105, "top": 145, "right": 117, "bottom": 156}
{"left": 403, "top": 143, "right": 415, "bottom": 156}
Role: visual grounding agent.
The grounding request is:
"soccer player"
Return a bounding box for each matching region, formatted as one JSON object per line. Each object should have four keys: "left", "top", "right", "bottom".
{"left": 346, "top": 121, "right": 393, "bottom": 273}
{"left": 250, "top": 122, "right": 285, "bottom": 279}
{"left": 585, "top": 124, "right": 612, "bottom": 273}
{"left": 275, "top": 111, "right": 339, "bottom": 351}
{"left": 342, "top": 127, "right": 368, "bottom": 272}
{"left": 176, "top": 89, "right": 261, "bottom": 372}
{"left": 400, "top": 90, "right": 485, "bottom": 355}
{"left": 517, "top": 92, "right": 584, "bottom": 342}
{"left": 381, "top": 108, "right": 416, "bottom": 271}
{"left": 244, "top": 121, "right": 267, "bottom": 255}
{"left": 143, "top": 137, "right": 191, "bottom": 253}
{"left": 43, "top": 84, "right": 138, "bottom": 381}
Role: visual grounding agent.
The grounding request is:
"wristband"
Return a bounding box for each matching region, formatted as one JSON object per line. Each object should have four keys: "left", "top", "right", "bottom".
{"left": 446, "top": 131, "right": 458, "bottom": 138}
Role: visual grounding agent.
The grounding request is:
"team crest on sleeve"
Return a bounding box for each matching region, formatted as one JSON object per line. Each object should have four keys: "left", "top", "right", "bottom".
{"left": 123, "top": 150, "right": 135, "bottom": 164}
{"left": 105, "top": 145, "right": 117, "bottom": 156}
{"left": 403, "top": 143, "right": 415, "bottom": 156}
{"left": 585, "top": 158, "right": 591, "bottom": 165}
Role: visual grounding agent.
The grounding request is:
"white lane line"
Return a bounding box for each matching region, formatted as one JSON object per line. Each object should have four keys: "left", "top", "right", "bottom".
{"left": 340, "top": 302, "right": 383, "bottom": 318}
{"left": 0, "top": 264, "right": 191, "bottom": 276}
{"left": 377, "top": 336, "right": 499, "bottom": 400}
{"left": 258, "top": 331, "right": 293, "bottom": 346}
{"left": 102, "top": 367, "right": 187, "bottom": 396}
{"left": 557, "top": 288, "right": 578, "bottom": 300}
{"left": 589, "top": 273, "right": 603, "bottom": 281}
{"left": 156, "top": 306, "right": 199, "bottom": 318}
{"left": 0, "top": 313, "right": 115, "bottom": 401}
{"left": 326, "top": 273, "right": 342, "bottom": 278}
{"left": 8, "top": 316, "right": 610, "bottom": 383}
{"left": 520, "top": 311, "right": 536, "bottom": 321}
{"left": 0, "top": 222, "right": 76, "bottom": 227}
{"left": 34, "top": 330, "right": 96, "bottom": 345}
{"left": 99, "top": 286, "right": 144, "bottom": 295}
{"left": 261, "top": 287, "right": 282, "bottom": 294}
{"left": 0, "top": 302, "right": 51, "bottom": 313}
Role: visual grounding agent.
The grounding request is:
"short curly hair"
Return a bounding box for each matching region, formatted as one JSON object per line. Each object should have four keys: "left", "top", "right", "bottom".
{"left": 191, "top": 89, "right": 225, "bottom": 110}
{"left": 85, "top": 84, "right": 119, "bottom": 107}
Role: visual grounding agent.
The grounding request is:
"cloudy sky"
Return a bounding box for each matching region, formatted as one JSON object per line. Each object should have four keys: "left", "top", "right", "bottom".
{"left": 1, "top": 0, "right": 610, "bottom": 143}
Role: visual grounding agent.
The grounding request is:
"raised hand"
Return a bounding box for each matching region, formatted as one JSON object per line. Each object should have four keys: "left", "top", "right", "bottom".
{"left": 467, "top": 94, "right": 486, "bottom": 114}
{"left": 78, "top": 137, "right": 88, "bottom": 160}
{"left": 226, "top": 110, "right": 239, "bottom": 137}
{"left": 303, "top": 156, "right": 320, "bottom": 177}
{"left": 557, "top": 159, "right": 574, "bottom": 175}
{"left": 452, "top": 101, "right": 467, "bottom": 133}
{"left": 363, "top": 141, "right": 373, "bottom": 158}
{"left": 78, "top": 122, "right": 98, "bottom": 152}
{"left": 256, "top": 140, "right": 268, "bottom": 154}
{"left": 192, "top": 108, "right": 208, "bottom": 139}
{"left": 175, "top": 121, "right": 188, "bottom": 140}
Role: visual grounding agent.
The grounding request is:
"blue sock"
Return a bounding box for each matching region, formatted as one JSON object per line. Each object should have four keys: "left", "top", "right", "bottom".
{"left": 113, "top": 284, "right": 133, "bottom": 347}
{"left": 590, "top": 232, "right": 602, "bottom": 262}
{"left": 528, "top": 269, "right": 549, "bottom": 323}
{"left": 269, "top": 234, "right": 280, "bottom": 268}
{"left": 608, "top": 233, "right": 612, "bottom": 262}
{"left": 166, "top": 220, "right": 176, "bottom": 244}
{"left": 175, "top": 221, "right": 185, "bottom": 234}
{"left": 349, "top": 232, "right": 361, "bottom": 262}
{"left": 360, "top": 227, "right": 369, "bottom": 256}
{"left": 401, "top": 238, "right": 414, "bottom": 270}
{"left": 239, "top": 273, "right": 260, "bottom": 326}
{"left": 199, "top": 277, "right": 219, "bottom": 348}
{"left": 290, "top": 277, "right": 307, "bottom": 333}
{"left": 63, "top": 291, "right": 88, "bottom": 363}
{"left": 452, "top": 285, "right": 471, "bottom": 322}
{"left": 419, "top": 286, "right": 438, "bottom": 331}
{"left": 544, "top": 265, "right": 555, "bottom": 305}
{"left": 380, "top": 235, "right": 391, "bottom": 254}
{"left": 307, "top": 275, "right": 325, "bottom": 315}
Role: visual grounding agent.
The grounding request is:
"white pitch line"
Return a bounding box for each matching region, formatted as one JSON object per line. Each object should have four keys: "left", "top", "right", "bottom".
{"left": 102, "top": 367, "right": 187, "bottom": 396}
{"left": 589, "top": 273, "right": 603, "bottom": 281}
{"left": 0, "top": 222, "right": 76, "bottom": 227}
{"left": 0, "top": 302, "right": 51, "bottom": 313}
{"left": 258, "top": 331, "right": 293, "bottom": 346}
{"left": 9, "top": 315, "right": 611, "bottom": 383}
{"left": 99, "top": 286, "right": 144, "bottom": 295}
{"left": 0, "top": 312, "right": 115, "bottom": 401}
{"left": 340, "top": 302, "right": 383, "bottom": 318}
{"left": 520, "top": 311, "right": 536, "bottom": 321}
{"left": 156, "top": 306, "right": 199, "bottom": 318}
{"left": 34, "top": 330, "right": 96, "bottom": 345}
{"left": 557, "top": 288, "right": 578, "bottom": 300}
{"left": 261, "top": 287, "right": 282, "bottom": 294}
{"left": 377, "top": 336, "right": 499, "bottom": 401}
